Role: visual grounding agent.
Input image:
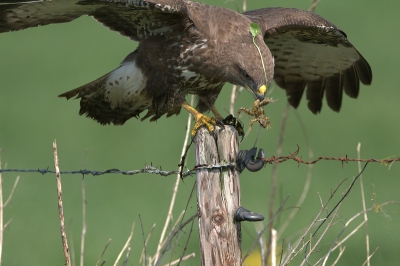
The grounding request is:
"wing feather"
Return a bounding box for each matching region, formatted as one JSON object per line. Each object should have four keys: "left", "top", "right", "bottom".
{"left": 90, "top": 0, "right": 186, "bottom": 41}
{"left": 0, "top": 0, "right": 93, "bottom": 32}
{"left": 306, "top": 80, "right": 324, "bottom": 114}
{"left": 244, "top": 7, "right": 372, "bottom": 113}
{"left": 325, "top": 74, "right": 343, "bottom": 112}
{"left": 343, "top": 65, "right": 359, "bottom": 98}
{"left": 0, "top": 0, "right": 187, "bottom": 41}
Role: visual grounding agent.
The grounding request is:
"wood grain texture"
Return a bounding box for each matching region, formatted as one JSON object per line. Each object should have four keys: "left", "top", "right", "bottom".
{"left": 195, "top": 126, "right": 241, "bottom": 266}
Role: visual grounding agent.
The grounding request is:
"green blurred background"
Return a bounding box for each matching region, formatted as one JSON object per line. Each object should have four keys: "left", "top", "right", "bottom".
{"left": 0, "top": 0, "right": 399, "bottom": 265}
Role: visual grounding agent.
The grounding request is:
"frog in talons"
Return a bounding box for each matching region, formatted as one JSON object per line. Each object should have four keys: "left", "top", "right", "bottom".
{"left": 238, "top": 98, "right": 276, "bottom": 131}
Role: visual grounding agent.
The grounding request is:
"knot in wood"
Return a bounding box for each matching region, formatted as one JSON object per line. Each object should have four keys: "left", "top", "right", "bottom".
{"left": 212, "top": 213, "right": 225, "bottom": 225}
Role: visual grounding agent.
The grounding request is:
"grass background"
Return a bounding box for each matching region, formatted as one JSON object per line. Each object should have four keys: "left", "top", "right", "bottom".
{"left": 0, "top": 0, "right": 399, "bottom": 265}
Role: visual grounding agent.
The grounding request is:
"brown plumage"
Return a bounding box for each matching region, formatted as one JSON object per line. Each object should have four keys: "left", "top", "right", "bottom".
{"left": 0, "top": 0, "right": 372, "bottom": 125}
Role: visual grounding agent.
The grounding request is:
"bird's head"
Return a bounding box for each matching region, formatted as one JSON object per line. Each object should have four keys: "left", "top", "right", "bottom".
{"left": 187, "top": 6, "right": 274, "bottom": 100}
{"left": 217, "top": 31, "right": 274, "bottom": 101}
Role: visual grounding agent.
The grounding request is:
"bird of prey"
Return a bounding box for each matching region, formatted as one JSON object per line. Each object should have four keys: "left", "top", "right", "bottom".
{"left": 0, "top": 0, "right": 372, "bottom": 136}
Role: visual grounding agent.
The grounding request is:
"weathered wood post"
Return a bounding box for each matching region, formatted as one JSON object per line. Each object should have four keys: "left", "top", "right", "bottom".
{"left": 195, "top": 125, "right": 242, "bottom": 266}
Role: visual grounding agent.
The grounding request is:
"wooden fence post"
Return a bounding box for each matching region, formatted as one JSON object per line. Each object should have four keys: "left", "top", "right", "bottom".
{"left": 195, "top": 125, "right": 242, "bottom": 266}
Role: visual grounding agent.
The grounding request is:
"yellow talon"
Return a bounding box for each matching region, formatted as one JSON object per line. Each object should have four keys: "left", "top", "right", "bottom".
{"left": 191, "top": 114, "right": 217, "bottom": 136}
{"left": 181, "top": 101, "right": 219, "bottom": 137}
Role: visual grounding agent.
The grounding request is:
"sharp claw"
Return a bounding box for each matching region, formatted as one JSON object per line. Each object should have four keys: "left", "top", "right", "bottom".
{"left": 215, "top": 118, "right": 225, "bottom": 128}
{"left": 191, "top": 114, "right": 220, "bottom": 137}
{"left": 191, "top": 113, "right": 247, "bottom": 139}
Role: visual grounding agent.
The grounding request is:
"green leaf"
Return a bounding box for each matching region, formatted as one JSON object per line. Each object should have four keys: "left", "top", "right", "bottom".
{"left": 250, "top": 22, "right": 261, "bottom": 37}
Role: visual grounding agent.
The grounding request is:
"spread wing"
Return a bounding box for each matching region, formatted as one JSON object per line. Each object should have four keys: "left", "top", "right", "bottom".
{"left": 244, "top": 7, "right": 372, "bottom": 113}
{"left": 0, "top": 0, "right": 186, "bottom": 41}
{"left": 1, "top": 0, "right": 189, "bottom": 125}
{"left": 0, "top": 0, "right": 92, "bottom": 32}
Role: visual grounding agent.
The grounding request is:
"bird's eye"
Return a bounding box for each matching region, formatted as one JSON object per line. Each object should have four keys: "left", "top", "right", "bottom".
{"left": 242, "top": 71, "right": 251, "bottom": 80}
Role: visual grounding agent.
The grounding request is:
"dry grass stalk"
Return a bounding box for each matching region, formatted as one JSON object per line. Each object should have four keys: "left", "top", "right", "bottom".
{"left": 166, "top": 253, "right": 195, "bottom": 266}
{"left": 139, "top": 223, "right": 156, "bottom": 265}
{"left": 271, "top": 229, "right": 277, "bottom": 266}
{"left": 362, "top": 247, "right": 379, "bottom": 266}
{"left": 151, "top": 210, "right": 186, "bottom": 264}
{"left": 281, "top": 178, "right": 349, "bottom": 265}
{"left": 139, "top": 215, "right": 147, "bottom": 265}
{"left": 3, "top": 175, "right": 20, "bottom": 208}
{"left": 53, "top": 140, "right": 71, "bottom": 266}
{"left": 264, "top": 102, "right": 290, "bottom": 262}
{"left": 122, "top": 246, "right": 131, "bottom": 266}
{"left": 113, "top": 222, "right": 135, "bottom": 266}
{"left": 80, "top": 178, "right": 87, "bottom": 266}
{"left": 155, "top": 214, "right": 197, "bottom": 266}
{"left": 155, "top": 96, "right": 194, "bottom": 263}
{"left": 331, "top": 201, "right": 397, "bottom": 253}
{"left": 320, "top": 220, "right": 367, "bottom": 265}
{"left": 308, "top": 0, "right": 321, "bottom": 12}
{"left": 278, "top": 110, "right": 314, "bottom": 240}
{"left": 331, "top": 246, "right": 346, "bottom": 266}
{"left": 229, "top": 85, "right": 237, "bottom": 115}
{"left": 0, "top": 160, "right": 3, "bottom": 265}
{"left": 243, "top": 195, "right": 290, "bottom": 261}
{"left": 0, "top": 161, "right": 20, "bottom": 266}
{"left": 304, "top": 206, "right": 342, "bottom": 266}
{"left": 95, "top": 238, "right": 112, "bottom": 266}
{"left": 175, "top": 213, "right": 196, "bottom": 265}
{"left": 357, "top": 143, "right": 370, "bottom": 266}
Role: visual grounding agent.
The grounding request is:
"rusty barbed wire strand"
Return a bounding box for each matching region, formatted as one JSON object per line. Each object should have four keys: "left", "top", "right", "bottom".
{"left": 0, "top": 146, "right": 398, "bottom": 177}
{"left": 261, "top": 145, "right": 400, "bottom": 167}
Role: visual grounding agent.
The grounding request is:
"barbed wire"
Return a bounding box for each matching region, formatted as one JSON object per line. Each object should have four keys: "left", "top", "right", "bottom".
{"left": 0, "top": 146, "right": 398, "bottom": 177}
{"left": 261, "top": 145, "right": 400, "bottom": 167}
{"left": 0, "top": 163, "right": 236, "bottom": 178}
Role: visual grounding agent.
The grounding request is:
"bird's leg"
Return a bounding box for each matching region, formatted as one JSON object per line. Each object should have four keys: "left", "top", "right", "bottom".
{"left": 181, "top": 101, "right": 221, "bottom": 137}
{"left": 210, "top": 105, "right": 224, "bottom": 121}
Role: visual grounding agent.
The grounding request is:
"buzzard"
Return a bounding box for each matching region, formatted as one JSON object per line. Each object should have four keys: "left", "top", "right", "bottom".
{"left": 0, "top": 0, "right": 372, "bottom": 135}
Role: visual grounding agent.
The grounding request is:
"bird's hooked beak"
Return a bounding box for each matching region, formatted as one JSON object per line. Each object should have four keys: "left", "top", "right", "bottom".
{"left": 244, "top": 84, "right": 267, "bottom": 101}
{"left": 256, "top": 84, "right": 267, "bottom": 101}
